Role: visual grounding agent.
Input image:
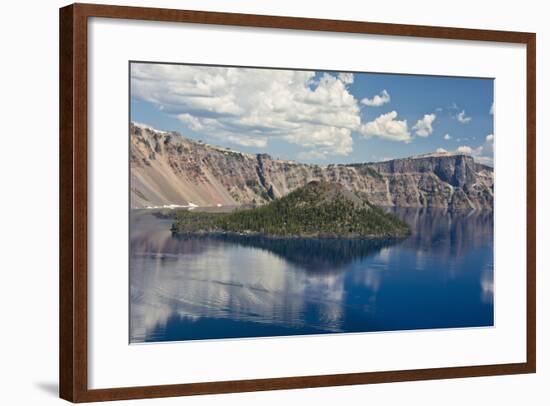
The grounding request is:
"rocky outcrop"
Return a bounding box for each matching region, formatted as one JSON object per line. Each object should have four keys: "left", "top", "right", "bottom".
{"left": 130, "top": 123, "right": 493, "bottom": 210}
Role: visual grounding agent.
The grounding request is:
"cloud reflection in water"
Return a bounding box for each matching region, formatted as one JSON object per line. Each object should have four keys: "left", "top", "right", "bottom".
{"left": 130, "top": 208, "right": 494, "bottom": 342}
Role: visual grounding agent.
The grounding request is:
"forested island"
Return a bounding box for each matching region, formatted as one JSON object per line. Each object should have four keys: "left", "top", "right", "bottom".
{"left": 171, "top": 181, "right": 411, "bottom": 239}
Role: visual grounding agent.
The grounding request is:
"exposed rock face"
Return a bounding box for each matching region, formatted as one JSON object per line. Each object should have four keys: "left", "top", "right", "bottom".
{"left": 367, "top": 155, "right": 494, "bottom": 210}
{"left": 130, "top": 123, "right": 493, "bottom": 210}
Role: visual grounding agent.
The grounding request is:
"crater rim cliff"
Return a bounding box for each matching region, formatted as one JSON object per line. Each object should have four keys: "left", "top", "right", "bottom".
{"left": 130, "top": 122, "right": 493, "bottom": 211}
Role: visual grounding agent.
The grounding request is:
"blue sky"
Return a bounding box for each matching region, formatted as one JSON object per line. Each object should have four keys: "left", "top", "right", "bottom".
{"left": 131, "top": 62, "right": 494, "bottom": 165}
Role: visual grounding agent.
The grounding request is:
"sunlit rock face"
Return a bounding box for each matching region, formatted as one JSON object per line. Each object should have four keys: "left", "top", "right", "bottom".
{"left": 368, "top": 155, "right": 493, "bottom": 210}
{"left": 130, "top": 123, "right": 493, "bottom": 210}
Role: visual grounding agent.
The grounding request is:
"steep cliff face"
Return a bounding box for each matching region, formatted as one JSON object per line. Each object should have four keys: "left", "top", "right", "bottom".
{"left": 130, "top": 123, "right": 493, "bottom": 210}
{"left": 367, "top": 154, "right": 494, "bottom": 210}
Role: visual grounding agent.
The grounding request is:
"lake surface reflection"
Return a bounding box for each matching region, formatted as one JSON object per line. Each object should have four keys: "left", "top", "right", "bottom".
{"left": 130, "top": 208, "right": 494, "bottom": 342}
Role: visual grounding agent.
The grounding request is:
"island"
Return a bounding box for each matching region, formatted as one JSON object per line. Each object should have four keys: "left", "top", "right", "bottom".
{"left": 170, "top": 180, "right": 411, "bottom": 239}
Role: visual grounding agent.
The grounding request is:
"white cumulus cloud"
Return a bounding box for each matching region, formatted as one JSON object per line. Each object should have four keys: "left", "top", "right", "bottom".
{"left": 456, "top": 110, "right": 472, "bottom": 124}
{"left": 361, "top": 89, "right": 391, "bottom": 107}
{"left": 359, "top": 111, "right": 411, "bottom": 142}
{"left": 443, "top": 133, "right": 452, "bottom": 140}
{"left": 484, "top": 133, "right": 494, "bottom": 155}
{"left": 457, "top": 145, "right": 477, "bottom": 155}
{"left": 455, "top": 133, "right": 494, "bottom": 166}
{"left": 413, "top": 113, "right": 436, "bottom": 137}
{"left": 225, "top": 135, "right": 267, "bottom": 148}
{"left": 131, "top": 64, "right": 360, "bottom": 158}
{"left": 297, "top": 150, "right": 328, "bottom": 161}
{"left": 338, "top": 72, "right": 354, "bottom": 84}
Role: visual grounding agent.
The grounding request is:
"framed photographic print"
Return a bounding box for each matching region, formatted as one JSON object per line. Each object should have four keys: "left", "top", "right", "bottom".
{"left": 59, "top": 3, "right": 536, "bottom": 402}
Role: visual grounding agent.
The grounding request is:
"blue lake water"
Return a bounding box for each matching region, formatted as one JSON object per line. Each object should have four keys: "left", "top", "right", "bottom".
{"left": 129, "top": 208, "right": 494, "bottom": 343}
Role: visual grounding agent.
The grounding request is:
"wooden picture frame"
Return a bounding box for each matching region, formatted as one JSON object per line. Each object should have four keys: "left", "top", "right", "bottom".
{"left": 59, "top": 3, "right": 536, "bottom": 402}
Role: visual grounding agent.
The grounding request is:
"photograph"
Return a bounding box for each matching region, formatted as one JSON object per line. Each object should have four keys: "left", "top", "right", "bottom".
{"left": 1, "top": 0, "right": 542, "bottom": 404}
{"left": 129, "top": 62, "right": 495, "bottom": 343}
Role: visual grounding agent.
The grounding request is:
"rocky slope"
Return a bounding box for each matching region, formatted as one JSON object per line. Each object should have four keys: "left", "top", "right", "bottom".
{"left": 130, "top": 123, "right": 493, "bottom": 210}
